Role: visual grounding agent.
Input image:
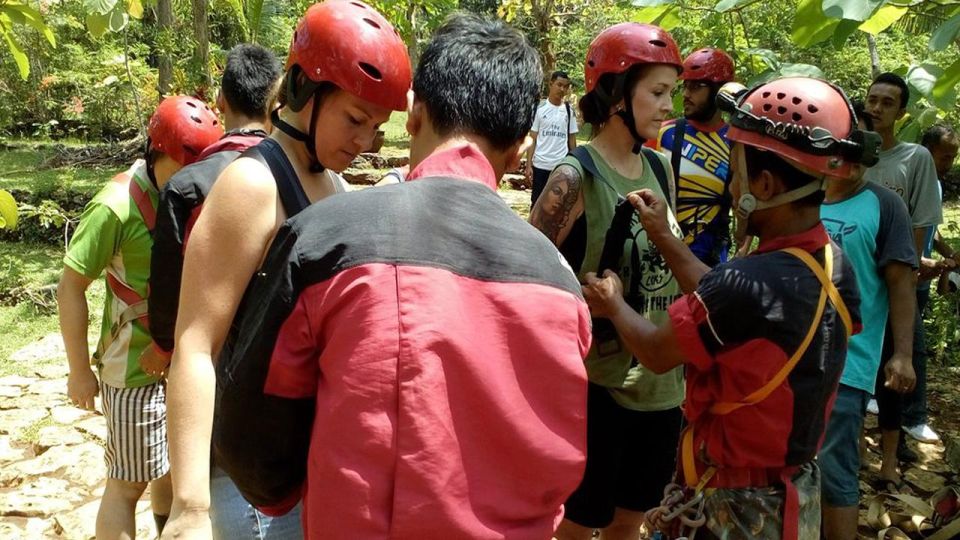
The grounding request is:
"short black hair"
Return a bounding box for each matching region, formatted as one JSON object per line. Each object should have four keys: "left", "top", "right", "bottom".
{"left": 221, "top": 44, "right": 283, "bottom": 119}
{"left": 743, "top": 144, "right": 824, "bottom": 207}
{"left": 551, "top": 71, "right": 569, "bottom": 81}
{"left": 869, "top": 72, "right": 909, "bottom": 110}
{"left": 414, "top": 12, "right": 541, "bottom": 151}
{"left": 851, "top": 99, "right": 873, "bottom": 131}
{"left": 921, "top": 123, "right": 958, "bottom": 149}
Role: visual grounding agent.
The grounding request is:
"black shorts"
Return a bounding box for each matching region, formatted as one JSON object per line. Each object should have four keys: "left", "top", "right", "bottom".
{"left": 564, "top": 383, "right": 684, "bottom": 529}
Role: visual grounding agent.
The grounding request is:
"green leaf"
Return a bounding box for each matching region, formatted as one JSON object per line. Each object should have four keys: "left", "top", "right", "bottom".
{"left": 778, "top": 63, "right": 825, "bottom": 79}
{"left": 714, "top": 0, "right": 753, "bottom": 12}
{"left": 831, "top": 19, "right": 860, "bottom": 49}
{"left": 1, "top": 28, "right": 29, "bottom": 79}
{"left": 0, "top": 190, "right": 17, "bottom": 230}
{"left": 83, "top": 0, "right": 118, "bottom": 16}
{"left": 791, "top": 0, "right": 840, "bottom": 48}
{"left": 906, "top": 64, "right": 939, "bottom": 100}
{"left": 745, "top": 48, "right": 780, "bottom": 71}
{"left": 821, "top": 0, "right": 884, "bottom": 22}
{"left": 128, "top": 0, "right": 143, "bottom": 19}
{"left": 632, "top": 4, "right": 680, "bottom": 30}
{"left": 629, "top": 0, "right": 674, "bottom": 6}
{"left": 85, "top": 11, "right": 110, "bottom": 37}
{"left": 2, "top": 3, "right": 56, "bottom": 47}
{"left": 109, "top": 7, "right": 128, "bottom": 32}
{"left": 858, "top": 5, "right": 908, "bottom": 35}
{"left": 929, "top": 12, "right": 960, "bottom": 51}
{"left": 932, "top": 58, "right": 960, "bottom": 109}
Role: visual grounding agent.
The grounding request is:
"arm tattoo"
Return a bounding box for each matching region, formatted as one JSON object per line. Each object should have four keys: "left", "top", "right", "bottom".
{"left": 529, "top": 165, "right": 582, "bottom": 246}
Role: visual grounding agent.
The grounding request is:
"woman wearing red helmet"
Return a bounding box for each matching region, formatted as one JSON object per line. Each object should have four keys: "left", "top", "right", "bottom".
{"left": 160, "top": 1, "right": 411, "bottom": 537}
{"left": 57, "top": 95, "right": 221, "bottom": 538}
{"left": 530, "top": 23, "right": 685, "bottom": 540}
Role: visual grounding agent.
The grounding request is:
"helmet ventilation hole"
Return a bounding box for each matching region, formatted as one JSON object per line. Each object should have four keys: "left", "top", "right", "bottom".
{"left": 190, "top": 115, "right": 202, "bottom": 124}
{"left": 649, "top": 39, "right": 667, "bottom": 48}
{"left": 808, "top": 104, "right": 819, "bottom": 113}
{"left": 792, "top": 97, "right": 802, "bottom": 105}
{"left": 363, "top": 17, "right": 381, "bottom": 29}
{"left": 762, "top": 103, "right": 772, "bottom": 112}
{"left": 776, "top": 92, "right": 786, "bottom": 100}
{"left": 777, "top": 106, "right": 787, "bottom": 115}
{"left": 792, "top": 112, "right": 802, "bottom": 122}
{"left": 186, "top": 101, "right": 198, "bottom": 109}
{"left": 762, "top": 91, "right": 771, "bottom": 98}
{"left": 588, "top": 60, "right": 596, "bottom": 67}
{"left": 359, "top": 62, "right": 383, "bottom": 81}
{"left": 350, "top": 1, "right": 367, "bottom": 8}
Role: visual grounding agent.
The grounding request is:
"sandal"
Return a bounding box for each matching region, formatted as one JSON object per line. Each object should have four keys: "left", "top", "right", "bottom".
{"left": 871, "top": 476, "right": 913, "bottom": 495}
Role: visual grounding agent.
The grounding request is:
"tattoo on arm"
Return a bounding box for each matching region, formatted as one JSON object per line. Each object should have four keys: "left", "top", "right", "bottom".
{"left": 529, "top": 165, "right": 582, "bottom": 246}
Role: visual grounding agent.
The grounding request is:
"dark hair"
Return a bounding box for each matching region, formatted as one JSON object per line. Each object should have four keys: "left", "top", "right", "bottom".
{"left": 921, "top": 123, "right": 958, "bottom": 150}
{"left": 851, "top": 99, "right": 873, "bottom": 131}
{"left": 551, "top": 70, "right": 569, "bottom": 81}
{"left": 743, "top": 144, "right": 824, "bottom": 207}
{"left": 869, "top": 72, "right": 909, "bottom": 109}
{"left": 578, "top": 64, "right": 651, "bottom": 127}
{"left": 221, "top": 44, "right": 283, "bottom": 119}
{"left": 414, "top": 12, "right": 541, "bottom": 151}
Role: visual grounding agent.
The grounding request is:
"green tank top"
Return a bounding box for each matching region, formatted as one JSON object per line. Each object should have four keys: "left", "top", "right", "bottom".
{"left": 563, "top": 144, "right": 685, "bottom": 411}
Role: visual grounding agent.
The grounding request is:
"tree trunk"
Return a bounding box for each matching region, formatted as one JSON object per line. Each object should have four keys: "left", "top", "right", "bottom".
{"left": 531, "top": 0, "right": 556, "bottom": 90}
{"left": 867, "top": 33, "right": 881, "bottom": 80}
{"left": 405, "top": 1, "right": 419, "bottom": 70}
{"left": 193, "top": 0, "right": 212, "bottom": 92}
{"left": 157, "top": 0, "right": 174, "bottom": 99}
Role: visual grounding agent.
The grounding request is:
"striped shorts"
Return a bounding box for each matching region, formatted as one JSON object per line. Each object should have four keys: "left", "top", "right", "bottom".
{"left": 100, "top": 380, "right": 170, "bottom": 483}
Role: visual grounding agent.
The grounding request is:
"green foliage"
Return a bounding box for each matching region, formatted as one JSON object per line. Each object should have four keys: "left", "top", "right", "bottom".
{"left": 0, "top": 189, "right": 16, "bottom": 229}
{"left": 0, "top": 1, "right": 56, "bottom": 79}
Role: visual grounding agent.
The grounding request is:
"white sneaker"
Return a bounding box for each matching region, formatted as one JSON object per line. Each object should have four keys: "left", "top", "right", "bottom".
{"left": 867, "top": 398, "right": 879, "bottom": 415}
{"left": 904, "top": 423, "right": 940, "bottom": 443}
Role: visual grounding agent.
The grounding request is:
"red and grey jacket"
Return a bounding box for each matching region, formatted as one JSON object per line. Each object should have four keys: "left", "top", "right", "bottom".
{"left": 214, "top": 146, "right": 591, "bottom": 538}
{"left": 148, "top": 129, "right": 267, "bottom": 353}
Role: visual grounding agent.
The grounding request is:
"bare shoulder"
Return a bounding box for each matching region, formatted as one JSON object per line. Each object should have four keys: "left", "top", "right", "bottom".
{"left": 529, "top": 164, "right": 584, "bottom": 246}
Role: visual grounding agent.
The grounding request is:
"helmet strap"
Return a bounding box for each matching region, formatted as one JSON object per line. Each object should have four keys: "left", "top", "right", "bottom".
{"left": 733, "top": 146, "right": 825, "bottom": 240}
{"left": 143, "top": 137, "right": 159, "bottom": 190}
{"left": 270, "top": 107, "right": 326, "bottom": 174}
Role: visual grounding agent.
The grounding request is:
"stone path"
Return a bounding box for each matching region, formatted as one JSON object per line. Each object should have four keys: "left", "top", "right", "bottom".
{"left": 0, "top": 335, "right": 156, "bottom": 540}
{"left": 1, "top": 320, "right": 956, "bottom": 539}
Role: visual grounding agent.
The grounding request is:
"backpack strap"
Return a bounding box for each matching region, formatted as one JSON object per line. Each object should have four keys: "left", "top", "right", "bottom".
{"left": 244, "top": 139, "right": 311, "bottom": 218}
{"left": 641, "top": 147, "right": 674, "bottom": 210}
{"left": 565, "top": 102, "right": 572, "bottom": 137}
{"left": 670, "top": 118, "right": 686, "bottom": 186}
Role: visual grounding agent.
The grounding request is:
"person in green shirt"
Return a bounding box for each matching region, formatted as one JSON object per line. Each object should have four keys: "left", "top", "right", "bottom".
{"left": 531, "top": 22, "right": 684, "bottom": 540}
{"left": 57, "top": 96, "right": 222, "bottom": 538}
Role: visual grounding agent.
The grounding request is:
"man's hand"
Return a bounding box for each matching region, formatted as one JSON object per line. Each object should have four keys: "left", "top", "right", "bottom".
{"left": 524, "top": 162, "right": 533, "bottom": 182}
{"left": 139, "top": 343, "right": 172, "bottom": 378}
{"left": 918, "top": 257, "right": 943, "bottom": 282}
{"left": 628, "top": 189, "right": 670, "bottom": 241}
{"left": 884, "top": 353, "right": 916, "bottom": 395}
{"left": 67, "top": 367, "right": 99, "bottom": 410}
{"left": 160, "top": 507, "right": 212, "bottom": 540}
{"left": 582, "top": 270, "right": 626, "bottom": 319}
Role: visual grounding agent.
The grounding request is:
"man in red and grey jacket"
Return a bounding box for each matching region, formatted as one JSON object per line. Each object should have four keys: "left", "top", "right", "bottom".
{"left": 214, "top": 14, "right": 591, "bottom": 539}
{"left": 144, "top": 43, "right": 281, "bottom": 372}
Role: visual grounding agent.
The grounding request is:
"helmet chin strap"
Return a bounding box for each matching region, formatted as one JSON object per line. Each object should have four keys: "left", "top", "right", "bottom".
{"left": 615, "top": 104, "right": 646, "bottom": 154}
{"left": 273, "top": 72, "right": 329, "bottom": 174}
{"left": 733, "top": 147, "right": 825, "bottom": 241}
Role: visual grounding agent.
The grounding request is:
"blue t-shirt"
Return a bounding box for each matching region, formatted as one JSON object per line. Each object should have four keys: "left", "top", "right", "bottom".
{"left": 821, "top": 182, "right": 917, "bottom": 392}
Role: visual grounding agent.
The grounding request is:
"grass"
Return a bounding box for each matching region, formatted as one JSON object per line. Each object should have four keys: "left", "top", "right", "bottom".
{"left": 0, "top": 147, "right": 111, "bottom": 194}
{"left": 0, "top": 240, "right": 104, "bottom": 376}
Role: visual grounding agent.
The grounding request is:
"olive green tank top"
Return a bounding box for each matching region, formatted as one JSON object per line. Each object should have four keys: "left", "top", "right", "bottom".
{"left": 562, "top": 144, "right": 685, "bottom": 411}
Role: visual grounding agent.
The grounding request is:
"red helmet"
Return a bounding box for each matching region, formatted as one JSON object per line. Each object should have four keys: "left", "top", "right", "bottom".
{"left": 148, "top": 96, "right": 223, "bottom": 166}
{"left": 584, "top": 23, "right": 682, "bottom": 94}
{"left": 286, "top": 0, "right": 411, "bottom": 111}
{"left": 725, "top": 77, "right": 869, "bottom": 180}
{"left": 681, "top": 48, "right": 735, "bottom": 83}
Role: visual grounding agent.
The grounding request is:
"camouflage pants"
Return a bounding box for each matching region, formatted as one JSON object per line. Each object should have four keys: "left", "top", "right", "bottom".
{"left": 697, "top": 461, "right": 821, "bottom": 540}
